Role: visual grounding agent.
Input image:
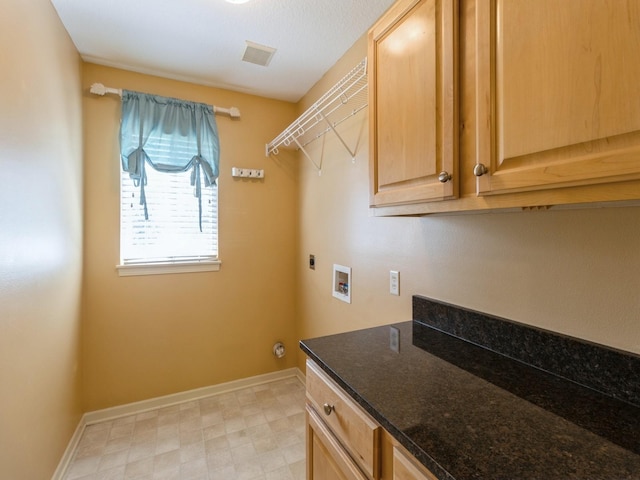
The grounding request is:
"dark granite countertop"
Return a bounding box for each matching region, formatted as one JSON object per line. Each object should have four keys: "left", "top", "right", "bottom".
{"left": 300, "top": 299, "right": 640, "bottom": 480}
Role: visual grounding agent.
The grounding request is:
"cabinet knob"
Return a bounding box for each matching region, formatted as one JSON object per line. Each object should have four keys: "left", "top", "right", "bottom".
{"left": 323, "top": 403, "right": 335, "bottom": 416}
{"left": 438, "top": 171, "right": 452, "bottom": 183}
{"left": 473, "top": 164, "right": 488, "bottom": 177}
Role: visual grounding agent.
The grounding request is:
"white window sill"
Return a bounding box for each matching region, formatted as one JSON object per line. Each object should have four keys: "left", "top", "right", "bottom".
{"left": 116, "top": 260, "right": 221, "bottom": 277}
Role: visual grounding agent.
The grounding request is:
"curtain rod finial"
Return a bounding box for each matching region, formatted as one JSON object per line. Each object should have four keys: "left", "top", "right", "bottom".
{"left": 89, "top": 83, "right": 107, "bottom": 96}
{"left": 89, "top": 83, "right": 122, "bottom": 97}
{"left": 214, "top": 106, "right": 241, "bottom": 119}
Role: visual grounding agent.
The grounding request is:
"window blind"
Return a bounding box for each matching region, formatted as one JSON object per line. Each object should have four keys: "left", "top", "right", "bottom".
{"left": 120, "top": 164, "right": 218, "bottom": 264}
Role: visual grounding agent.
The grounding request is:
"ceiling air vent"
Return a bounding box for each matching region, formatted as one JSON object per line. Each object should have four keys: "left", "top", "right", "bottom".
{"left": 242, "top": 41, "right": 277, "bottom": 67}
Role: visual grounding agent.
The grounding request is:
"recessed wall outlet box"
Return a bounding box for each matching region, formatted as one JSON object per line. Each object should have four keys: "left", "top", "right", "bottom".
{"left": 389, "top": 270, "right": 400, "bottom": 296}
{"left": 332, "top": 264, "right": 351, "bottom": 304}
{"left": 390, "top": 326, "right": 400, "bottom": 353}
{"left": 309, "top": 254, "right": 315, "bottom": 270}
{"left": 232, "top": 167, "right": 264, "bottom": 178}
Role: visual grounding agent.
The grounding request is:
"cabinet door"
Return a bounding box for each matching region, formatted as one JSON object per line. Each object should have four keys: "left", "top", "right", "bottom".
{"left": 475, "top": 0, "right": 640, "bottom": 195}
{"left": 369, "top": 0, "right": 458, "bottom": 207}
{"left": 307, "top": 406, "right": 369, "bottom": 480}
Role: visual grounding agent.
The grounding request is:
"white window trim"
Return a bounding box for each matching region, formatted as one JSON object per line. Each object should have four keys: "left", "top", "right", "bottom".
{"left": 116, "top": 259, "right": 221, "bottom": 277}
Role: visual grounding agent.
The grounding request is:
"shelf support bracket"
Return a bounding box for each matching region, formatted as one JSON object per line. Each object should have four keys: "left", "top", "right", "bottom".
{"left": 316, "top": 108, "right": 357, "bottom": 161}
{"left": 291, "top": 135, "right": 322, "bottom": 175}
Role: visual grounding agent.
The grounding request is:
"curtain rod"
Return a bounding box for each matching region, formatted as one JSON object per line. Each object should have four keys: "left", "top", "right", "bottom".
{"left": 89, "top": 83, "right": 241, "bottom": 119}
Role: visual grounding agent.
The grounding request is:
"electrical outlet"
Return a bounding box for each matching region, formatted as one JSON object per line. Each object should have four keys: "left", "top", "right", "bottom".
{"left": 389, "top": 270, "right": 400, "bottom": 296}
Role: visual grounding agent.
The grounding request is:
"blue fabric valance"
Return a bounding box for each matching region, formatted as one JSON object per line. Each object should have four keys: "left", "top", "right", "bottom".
{"left": 119, "top": 90, "right": 220, "bottom": 228}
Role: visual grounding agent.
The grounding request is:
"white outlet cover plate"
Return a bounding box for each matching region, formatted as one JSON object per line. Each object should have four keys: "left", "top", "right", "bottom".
{"left": 389, "top": 270, "right": 400, "bottom": 296}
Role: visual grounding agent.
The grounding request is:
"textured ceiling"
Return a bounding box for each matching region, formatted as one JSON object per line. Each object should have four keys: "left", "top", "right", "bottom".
{"left": 50, "top": 0, "right": 396, "bottom": 102}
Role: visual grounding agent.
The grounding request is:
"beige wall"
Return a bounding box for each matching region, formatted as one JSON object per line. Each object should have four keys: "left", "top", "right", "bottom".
{"left": 296, "top": 34, "right": 640, "bottom": 372}
{"left": 0, "top": 0, "right": 84, "bottom": 478}
{"left": 82, "top": 64, "right": 299, "bottom": 411}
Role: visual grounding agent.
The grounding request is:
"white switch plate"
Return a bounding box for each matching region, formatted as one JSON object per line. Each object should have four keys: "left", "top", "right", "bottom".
{"left": 389, "top": 270, "right": 400, "bottom": 296}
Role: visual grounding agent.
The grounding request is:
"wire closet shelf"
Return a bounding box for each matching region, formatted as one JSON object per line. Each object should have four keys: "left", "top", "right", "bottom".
{"left": 265, "top": 58, "right": 368, "bottom": 173}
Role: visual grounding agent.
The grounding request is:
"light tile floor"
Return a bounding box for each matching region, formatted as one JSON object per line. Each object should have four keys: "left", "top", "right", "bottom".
{"left": 63, "top": 377, "right": 306, "bottom": 480}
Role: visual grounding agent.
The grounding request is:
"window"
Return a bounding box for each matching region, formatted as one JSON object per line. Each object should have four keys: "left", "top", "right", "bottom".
{"left": 119, "top": 167, "right": 218, "bottom": 270}
{"left": 117, "top": 90, "right": 220, "bottom": 276}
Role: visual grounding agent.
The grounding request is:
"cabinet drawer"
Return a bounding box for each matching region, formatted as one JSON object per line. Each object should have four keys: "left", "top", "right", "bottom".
{"left": 306, "top": 360, "right": 381, "bottom": 479}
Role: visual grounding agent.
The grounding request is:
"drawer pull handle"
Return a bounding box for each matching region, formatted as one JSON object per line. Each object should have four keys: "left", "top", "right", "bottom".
{"left": 323, "top": 403, "right": 335, "bottom": 416}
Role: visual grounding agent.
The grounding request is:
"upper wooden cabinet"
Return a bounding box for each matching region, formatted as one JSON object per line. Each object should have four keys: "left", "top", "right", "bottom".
{"left": 475, "top": 0, "right": 640, "bottom": 195}
{"left": 369, "top": 0, "right": 459, "bottom": 207}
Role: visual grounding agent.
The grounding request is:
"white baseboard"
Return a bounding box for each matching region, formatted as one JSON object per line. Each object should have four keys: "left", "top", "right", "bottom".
{"left": 84, "top": 367, "right": 305, "bottom": 425}
{"left": 51, "top": 418, "right": 85, "bottom": 480}
{"left": 52, "top": 367, "right": 305, "bottom": 480}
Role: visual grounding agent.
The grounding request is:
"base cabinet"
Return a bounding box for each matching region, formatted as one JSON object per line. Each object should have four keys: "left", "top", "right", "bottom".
{"left": 392, "top": 446, "right": 438, "bottom": 480}
{"left": 307, "top": 405, "right": 369, "bottom": 480}
{"left": 305, "top": 360, "right": 380, "bottom": 479}
{"left": 305, "top": 360, "right": 439, "bottom": 480}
